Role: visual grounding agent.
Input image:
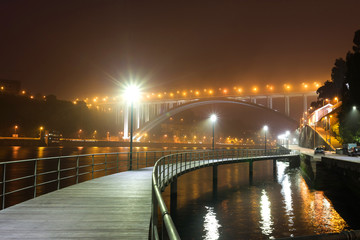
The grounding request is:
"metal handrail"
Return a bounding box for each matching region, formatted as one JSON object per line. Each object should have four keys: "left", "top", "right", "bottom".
{"left": 151, "top": 148, "right": 294, "bottom": 240}
{"left": 0, "top": 149, "right": 195, "bottom": 210}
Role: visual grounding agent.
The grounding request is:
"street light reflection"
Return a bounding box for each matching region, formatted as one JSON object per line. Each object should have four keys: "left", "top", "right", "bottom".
{"left": 277, "top": 162, "right": 295, "bottom": 231}
{"left": 260, "top": 189, "right": 274, "bottom": 237}
{"left": 203, "top": 206, "right": 221, "bottom": 240}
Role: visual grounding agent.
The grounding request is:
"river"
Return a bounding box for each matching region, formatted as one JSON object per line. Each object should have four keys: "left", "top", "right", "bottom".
{"left": 0, "top": 145, "right": 208, "bottom": 162}
{"left": 162, "top": 160, "right": 360, "bottom": 239}
{"left": 1, "top": 146, "right": 359, "bottom": 239}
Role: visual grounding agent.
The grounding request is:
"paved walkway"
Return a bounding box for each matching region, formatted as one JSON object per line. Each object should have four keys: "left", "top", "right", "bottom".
{"left": 0, "top": 167, "right": 153, "bottom": 239}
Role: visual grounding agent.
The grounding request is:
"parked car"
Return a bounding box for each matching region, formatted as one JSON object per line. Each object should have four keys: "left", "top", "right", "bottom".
{"left": 343, "top": 143, "right": 357, "bottom": 155}
{"left": 314, "top": 147, "right": 325, "bottom": 155}
{"left": 348, "top": 147, "right": 360, "bottom": 156}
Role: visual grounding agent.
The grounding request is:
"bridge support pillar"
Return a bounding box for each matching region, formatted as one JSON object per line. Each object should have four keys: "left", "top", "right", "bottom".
{"left": 249, "top": 160, "right": 253, "bottom": 185}
{"left": 285, "top": 96, "right": 290, "bottom": 116}
{"left": 213, "top": 165, "right": 218, "bottom": 196}
{"left": 170, "top": 179, "right": 178, "bottom": 215}
{"left": 170, "top": 179, "right": 177, "bottom": 197}
{"left": 157, "top": 103, "right": 161, "bottom": 115}
{"left": 145, "top": 103, "right": 150, "bottom": 122}
{"left": 303, "top": 94, "right": 308, "bottom": 113}
{"left": 267, "top": 97, "right": 273, "bottom": 109}
{"left": 273, "top": 159, "right": 277, "bottom": 182}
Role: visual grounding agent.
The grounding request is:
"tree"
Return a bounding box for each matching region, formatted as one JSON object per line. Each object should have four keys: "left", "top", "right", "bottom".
{"left": 316, "top": 58, "right": 346, "bottom": 102}
{"left": 331, "top": 58, "right": 347, "bottom": 98}
{"left": 338, "top": 29, "right": 360, "bottom": 143}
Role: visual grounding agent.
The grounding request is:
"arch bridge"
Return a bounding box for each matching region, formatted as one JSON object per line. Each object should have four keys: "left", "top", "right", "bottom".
{"left": 95, "top": 91, "right": 317, "bottom": 139}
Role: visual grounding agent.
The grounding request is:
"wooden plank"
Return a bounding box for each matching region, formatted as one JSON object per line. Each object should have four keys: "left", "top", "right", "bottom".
{"left": 0, "top": 167, "right": 153, "bottom": 239}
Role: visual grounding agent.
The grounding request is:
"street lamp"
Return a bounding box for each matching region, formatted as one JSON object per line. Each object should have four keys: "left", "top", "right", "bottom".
{"left": 285, "top": 130, "right": 290, "bottom": 149}
{"left": 123, "top": 84, "right": 141, "bottom": 170}
{"left": 263, "top": 125, "right": 268, "bottom": 153}
{"left": 39, "top": 126, "right": 43, "bottom": 139}
{"left": 210, "top": 114, "right": 217, "bottom": 150}
{"left": 14, "top": 125, "right": 18, "bottom": 135}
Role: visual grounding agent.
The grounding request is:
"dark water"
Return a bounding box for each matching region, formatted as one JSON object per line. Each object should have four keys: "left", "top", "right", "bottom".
{"left": 162, "top": 161, "right": 359, "bottom": 239}
{"left": 0, "top": 145, "right": 208, "bottom": 162}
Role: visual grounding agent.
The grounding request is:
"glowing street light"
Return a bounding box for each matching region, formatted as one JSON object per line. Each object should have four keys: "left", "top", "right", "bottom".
{"left": 123, "top": 84, "right": 141, "bottom": 170}
{"left": 39, "top": 126, "right": 44, "bottom": 139}
{"left": 14, "top": 125, "right": 18, "bottom": 135}
{"left": 210, "top": 114, "right": 217, "bottom": 150}
{"left": 263, "top": 125, "right": 268, "bottom": 153}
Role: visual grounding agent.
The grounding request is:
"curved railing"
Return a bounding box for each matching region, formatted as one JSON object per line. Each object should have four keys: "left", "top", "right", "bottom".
{"left": 0, "top": 149, "right": 192, "bottom": 210}
{"left": 151, "top": 148, "right": 294, "bottom": 240}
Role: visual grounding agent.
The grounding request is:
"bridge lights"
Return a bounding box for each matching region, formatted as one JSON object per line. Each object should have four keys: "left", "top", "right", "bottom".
{"left": 210, "top": 114, "right": 217, "bottom": 150}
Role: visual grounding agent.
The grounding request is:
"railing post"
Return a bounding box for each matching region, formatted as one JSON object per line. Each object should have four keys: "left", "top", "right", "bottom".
{"left": 33, "top": 159, "right": 38, "bottom": 198}
{"left": 116, "top": 153, "right": 119, "bottom": 172}
{"left": 171, "top": 155, "right": 174, "bottom": 177}
{"left": 191, "top": 152, "right": 193, "bottom": 167}
{"left": 151, "top": 183, "right": 158, "bottom": 240}
{"left": 145, "top": 151, "right": 148, "bottom": 167}
{"left": 92, "top": 155, "right": 95, "bottom": 179}
{"left": 137, "top": 152, "right": 139, "bottom": 170}
{"left": 105, "top": 154, "right": 108, "bottom": 175}
{"left": 162, "top": 158, "right": 165, "bottom": 187}
{"left": 127, "top": 152, "right": 130, "bottom": 171}
{"left": 2, "top": 164, "right": 6, "bottom": 210}
{"left": 167, "top": 156, "right": 170, "bottom": 180}
{"left": 180, "top": 154, "right": 183, "bottom": 172}
{"left": 76, "top": 156, "right": 79, "bottom": 184}
{"left": 57, "top": 158, "right": 61, "bottom": 190}
{"left": 249, "top": 159, "right": 253, "bottom": 184}
{"left": 175, "top": 154, "right": 178, "bottom": 175}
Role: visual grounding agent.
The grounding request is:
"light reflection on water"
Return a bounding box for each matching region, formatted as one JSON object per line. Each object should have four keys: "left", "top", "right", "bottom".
{"left": 259, "top": 189, "right": 273, "bottom": 237}
{"left": 203, "top": 206, "right": 221, "bottom": 240}
{"left": 0, "top": 145, "right": 180, "bottom": 162}
{"left": 163, "top": 160, "right": 350, "bottom": 239}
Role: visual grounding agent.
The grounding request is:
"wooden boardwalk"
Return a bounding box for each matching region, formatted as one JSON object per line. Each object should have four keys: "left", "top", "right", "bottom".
{"left": 0, "top": 167, "right": 153, "bottom": 239}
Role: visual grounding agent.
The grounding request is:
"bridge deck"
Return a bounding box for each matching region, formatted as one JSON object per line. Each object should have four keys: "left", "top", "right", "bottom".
{"left": 0, "top": 167, "right": 153, "bottom": 240}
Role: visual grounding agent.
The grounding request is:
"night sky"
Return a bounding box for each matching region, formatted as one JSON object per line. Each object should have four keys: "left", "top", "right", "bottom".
{"left": 1, "top": 0, "right": 360, "bottom": 99}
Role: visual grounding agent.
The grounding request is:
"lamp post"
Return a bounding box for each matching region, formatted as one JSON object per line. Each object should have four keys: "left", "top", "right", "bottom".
{"left": 210, "top": 114, "right": 217, "bottom": 150}
{"left": 124, "top": 84, "right": 141, "bottom": 170}
{"left": 14, "top": 125, "right": 18, "bottom": 134}
{"left": 324, "top": 116, "right": 328, "bottom": 144}
{"left": 39, "top": 126, "right": 43, "bottom": 139}
{"left": 263, "top": 125, "right": 268, "bottom": 153}
{"left": 329, "top": 115, "right": 332, "bottom": 145}
{"left": 285, "top": 130, "right": 290, "bottom": 149}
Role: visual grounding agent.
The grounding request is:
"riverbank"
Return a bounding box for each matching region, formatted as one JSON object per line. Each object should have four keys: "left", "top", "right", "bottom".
{"left": 0, "top": 137, "right": 258, "bottom": 149}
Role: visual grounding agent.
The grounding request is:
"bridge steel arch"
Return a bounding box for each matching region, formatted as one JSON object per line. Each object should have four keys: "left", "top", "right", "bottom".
{"left": 134, "top": 98, "right": 297, "bottom": 141}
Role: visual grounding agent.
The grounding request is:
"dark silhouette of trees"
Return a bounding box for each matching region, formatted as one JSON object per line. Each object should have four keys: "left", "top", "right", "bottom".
{"left": 0, "top": 93, "right": 117, "bottom": 139}
{"left": 316, "top": 58, "right": 347, "bottom": 101}
{"left": 338, "top": 30, "right": 360, "bottom": 143}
